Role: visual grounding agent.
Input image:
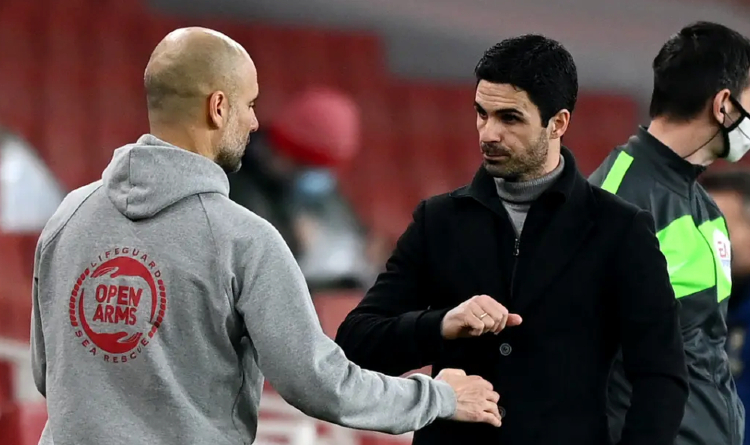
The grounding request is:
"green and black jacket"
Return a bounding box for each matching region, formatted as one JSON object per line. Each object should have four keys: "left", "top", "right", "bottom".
{"left": 590, "top": 127, "right": 745, "bottom": 445}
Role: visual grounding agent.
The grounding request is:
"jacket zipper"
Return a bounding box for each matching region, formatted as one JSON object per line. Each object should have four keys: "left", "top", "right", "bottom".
{"left": 692, "top": 186, "right": 721, "bottom": 383}
{"left": 510, "top": 238, "right": 520, "bottom": 298}
{"left": 692, "top": 187, "right": 739, "bottom": 442}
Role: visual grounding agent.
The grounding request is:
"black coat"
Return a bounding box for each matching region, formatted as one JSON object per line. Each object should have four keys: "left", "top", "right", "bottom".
{"left": 335, "top": 148, "right": 688, "bottom": 445}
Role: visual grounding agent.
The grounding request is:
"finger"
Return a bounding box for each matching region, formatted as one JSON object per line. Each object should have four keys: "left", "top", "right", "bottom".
{"left": 486, "top": 402, "right": 502, "bottom": 426}
{"left": 485, "top": 390, "right": 500, "bottom": 403}
{"left": 480, "top": 313, "right": 495, "bottom": 332}
{"left": 468, "top": 376, "right": 493, "bottom": 391}
{"left": 484, "top": 400, "right": 501, "bottom": 417}
{"left": 506, "top": 313, "right": 523, "bottom": 327}
{"left": 474, "top": 297, "right": 509, "bottom": 333}
{"left": 468, "top": 301, "right": 495, "bottom": 333}
{"left": 480, "top": 408, "right": 502, "bottom": 427}
{"left": 464, "top": 313, "right": 485, "bottom": 336}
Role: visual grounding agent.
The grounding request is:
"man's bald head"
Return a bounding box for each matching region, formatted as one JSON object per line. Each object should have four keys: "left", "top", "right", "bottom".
{"left": 144, "top": 27, "right": 254, "bottom": 122}
{"left": 144, "top": 27, "right": 260, "bottom": 174}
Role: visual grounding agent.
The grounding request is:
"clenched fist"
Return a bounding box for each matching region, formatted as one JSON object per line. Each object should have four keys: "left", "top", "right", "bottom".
{"left": 441, "top": 295, "right": 522, "bottom": 340}
{"left": 436, "top": 369, "right": 502, "bottom": 427}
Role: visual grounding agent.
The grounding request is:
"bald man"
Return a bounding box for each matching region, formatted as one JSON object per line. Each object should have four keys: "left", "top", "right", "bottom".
{"left": 29, "top": 28, "right": 500, "bottom": 445}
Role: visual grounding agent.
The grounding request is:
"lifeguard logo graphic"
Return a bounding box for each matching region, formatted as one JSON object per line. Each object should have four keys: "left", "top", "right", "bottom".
{"left": 68, "top": 247, "right": 167, "bottom": 364}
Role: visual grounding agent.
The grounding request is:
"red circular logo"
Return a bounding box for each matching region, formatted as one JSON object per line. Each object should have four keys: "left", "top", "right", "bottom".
{"left": 69, "top": 247, "right": 167, "bottom": 364}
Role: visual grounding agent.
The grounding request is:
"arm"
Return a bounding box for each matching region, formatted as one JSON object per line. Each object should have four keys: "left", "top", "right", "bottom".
{"left": 335, "top": 201, "right": 448, "bottom": 376}
{"left": 235, "top": 220, "right": 456, "bottom": 434}
{"left": 614, "top": 210, "right": 688, "bottom": 445}
{"left": 31, "top": 240, "right": 46, "bottom": 397}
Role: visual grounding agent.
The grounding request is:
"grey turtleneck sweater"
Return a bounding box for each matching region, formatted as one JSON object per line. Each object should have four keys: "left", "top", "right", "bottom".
{"left": 494, "top": 156, "right": 565, "bottom": 236}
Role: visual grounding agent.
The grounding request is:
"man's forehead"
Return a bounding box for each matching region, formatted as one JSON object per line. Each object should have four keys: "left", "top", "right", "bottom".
{"left": 475, "top": 81, "right": 532, "bottom": 110}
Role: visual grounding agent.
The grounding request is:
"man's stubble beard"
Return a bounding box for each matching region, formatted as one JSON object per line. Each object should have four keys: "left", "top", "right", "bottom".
{"left": 483, "top": 131, "right": 549, "bottom": 181}
{"left": 215, "top": 112, "right": 249, "bottom": 174}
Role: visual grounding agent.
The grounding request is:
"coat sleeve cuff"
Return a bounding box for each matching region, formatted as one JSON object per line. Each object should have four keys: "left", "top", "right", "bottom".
{"left": 414, "top": 308, "right": 450, "bottom": 362}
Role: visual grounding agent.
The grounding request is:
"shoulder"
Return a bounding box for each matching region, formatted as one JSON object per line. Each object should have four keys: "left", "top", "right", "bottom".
{"left": 422, "top": 183, "right": 479, "bottom": 213}
{"left": 199, "top": 193, "right": 284, "bottom": 242}
{"left": 197, "top": 193, "right": 289, "bottom": 261}
{"left": 587, "top": 183, "right": 658, "bottom": 243}
{"left": 39, "top": 180, "right": 103, "bottom": 250}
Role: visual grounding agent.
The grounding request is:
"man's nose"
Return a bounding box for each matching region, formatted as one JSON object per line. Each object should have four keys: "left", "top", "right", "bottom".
{"left": 249, "top": 112, "right": 259, "bottom": 133}
{"left": 480, "top": 122, "right": 504, "bottom": 144}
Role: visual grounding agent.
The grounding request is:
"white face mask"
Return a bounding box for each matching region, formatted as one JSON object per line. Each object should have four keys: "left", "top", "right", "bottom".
{"left": 721, "top": 98, "right": 750, "bottom": 162}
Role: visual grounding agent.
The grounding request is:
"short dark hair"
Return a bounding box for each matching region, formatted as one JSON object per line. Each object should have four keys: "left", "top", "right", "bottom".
{"left": 649, "top": 22, "right": 750, "bottom": 121}
{"left": 701, "top": 170, "right": 750, "bottom": 208}
{"left": 474, "top": 34, "right": 578, "bottom": 124}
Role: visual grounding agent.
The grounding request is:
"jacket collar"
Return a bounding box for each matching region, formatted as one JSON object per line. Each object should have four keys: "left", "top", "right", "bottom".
{"left": 449, "top": 146, "right": 594, "bottom": 313}
{"left": 451, "top": 146, "right": 584, "bottom": 213}
{"left": 626, "top": 126, "right": 706, "bottom": 190}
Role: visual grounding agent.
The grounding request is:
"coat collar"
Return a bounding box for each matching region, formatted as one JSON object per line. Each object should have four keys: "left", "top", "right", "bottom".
{"left": 448, "top": 146, "right": 594, "bottom": 314}
{"left": 451, "top": 146, "right": 584, "bottom": 214}
{"left": 623, "top": 127, "right": 706, "bottom": 195}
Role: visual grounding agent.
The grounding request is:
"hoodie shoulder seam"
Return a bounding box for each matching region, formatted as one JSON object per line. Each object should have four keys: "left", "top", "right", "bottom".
{"left": 40, "top": 183, "right": 103, "bottom": 254}
{"left": 197, "top": 194, "right": 234, "bottom": 304}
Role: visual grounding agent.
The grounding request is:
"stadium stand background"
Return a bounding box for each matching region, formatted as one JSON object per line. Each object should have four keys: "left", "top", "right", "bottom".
{"left": 2, "top": 0, "right": 750, "bottom": 443}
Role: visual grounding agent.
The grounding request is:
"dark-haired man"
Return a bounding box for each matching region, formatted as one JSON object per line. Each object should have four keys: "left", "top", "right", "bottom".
{"left": 590, "top": 21, "right": 750, "bottom": 445}
{"left": 335, "top": 34, "right": 688, "bottom": 445}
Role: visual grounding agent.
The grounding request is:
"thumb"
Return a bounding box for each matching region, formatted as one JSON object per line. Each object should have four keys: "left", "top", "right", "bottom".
{"left": 507, "top": 314, "right": 523, "bottom": 326}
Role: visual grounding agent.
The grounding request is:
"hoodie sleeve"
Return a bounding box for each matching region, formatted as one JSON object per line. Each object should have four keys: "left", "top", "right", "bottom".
{"left": 234, "top": 219, "right": 456, "bottom": 434}
{"left": 31, "top": 237, "right": 47, "bottom": 398}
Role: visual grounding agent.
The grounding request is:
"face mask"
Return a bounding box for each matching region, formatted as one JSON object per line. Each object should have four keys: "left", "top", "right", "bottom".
{"left": 721, "top": 96, "right": 750, "bottom": 163}
{"left": 294, "top": 169, "right": 336, "bottom": 202}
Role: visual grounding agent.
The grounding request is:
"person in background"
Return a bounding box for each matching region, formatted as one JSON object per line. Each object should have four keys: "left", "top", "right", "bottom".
{"left": 30, "top": 26, "right": 502, "bottom": 445}
{"left": 703, "top": 170, "right": 750, "bottom": 445}
{"left": 589, "top": 21, "right": 750, "bottom": 445}
{"left": 228, "top": 88, "right": 380, "bottom": 291}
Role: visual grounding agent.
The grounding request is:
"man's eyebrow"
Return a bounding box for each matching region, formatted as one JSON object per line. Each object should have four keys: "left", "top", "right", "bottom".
{"left": 475, "top": 102, "right": 523, "bottom": 115}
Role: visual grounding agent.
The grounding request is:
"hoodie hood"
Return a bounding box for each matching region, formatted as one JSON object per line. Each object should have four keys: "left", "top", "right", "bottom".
{"left": 102, "top": 134, "right": 229, "bottom": 220}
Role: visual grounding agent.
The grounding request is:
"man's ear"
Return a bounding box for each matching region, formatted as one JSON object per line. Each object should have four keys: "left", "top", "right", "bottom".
{"left": 208, "top": 90, "right": 228, "bottom": 129}
{"left": 549, "top": 109, "right": 571, "bottom": 140}
{"left": 713, "top": 88, "right": 732, "bottom": 125}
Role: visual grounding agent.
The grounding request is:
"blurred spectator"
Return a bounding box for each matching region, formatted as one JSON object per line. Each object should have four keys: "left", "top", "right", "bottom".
{"left": 0, "top": 127, "right": 64, "bottom": 233}
{"left": 228, "top": 87, "right": 379, "bottom": 292}
{"left": 703, "top": 170, "right": 750, "bottom": 443}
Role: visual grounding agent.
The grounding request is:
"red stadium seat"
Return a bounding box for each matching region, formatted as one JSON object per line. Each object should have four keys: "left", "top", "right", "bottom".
{"left": 0, "top": 1, "right": 44, "bottom": 145}
{"left": 0, "top": 359, "right": 14, "bottom": 409}
{"left": 0, "top": 401, "right": 47, "bottom": 445}
{"left": 565, "top": 94, "right": 640, "bottom": 175}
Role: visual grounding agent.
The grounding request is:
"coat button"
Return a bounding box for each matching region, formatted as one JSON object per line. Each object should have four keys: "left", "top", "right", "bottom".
{"left": 499, "top": 406, "right": 506, "bottom": 418}
{"left": 499, "top": 343, "right": 512, "bottom": 356}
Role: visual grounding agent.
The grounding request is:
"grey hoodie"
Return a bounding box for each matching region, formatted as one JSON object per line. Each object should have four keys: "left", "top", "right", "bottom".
{"left": 31, "top": 135, "right": 456, "bottom": 445}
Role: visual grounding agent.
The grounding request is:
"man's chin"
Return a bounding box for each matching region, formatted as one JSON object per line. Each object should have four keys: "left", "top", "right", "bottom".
{"left": 482, "top": 162, "right": 507, "bottom": 178}
{"left": 220, "top": 160, "right": 242, "bottom": 175}
{"left": 484, "top": 162, "right": 525, "bottom": 181}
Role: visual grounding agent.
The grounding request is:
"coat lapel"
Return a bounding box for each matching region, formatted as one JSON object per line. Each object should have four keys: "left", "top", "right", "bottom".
{"left": 450, "top": 169, "right": 510, "bottom": 304}
{"left": 513, "top": 193, "right": 594, "bottom": 313}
